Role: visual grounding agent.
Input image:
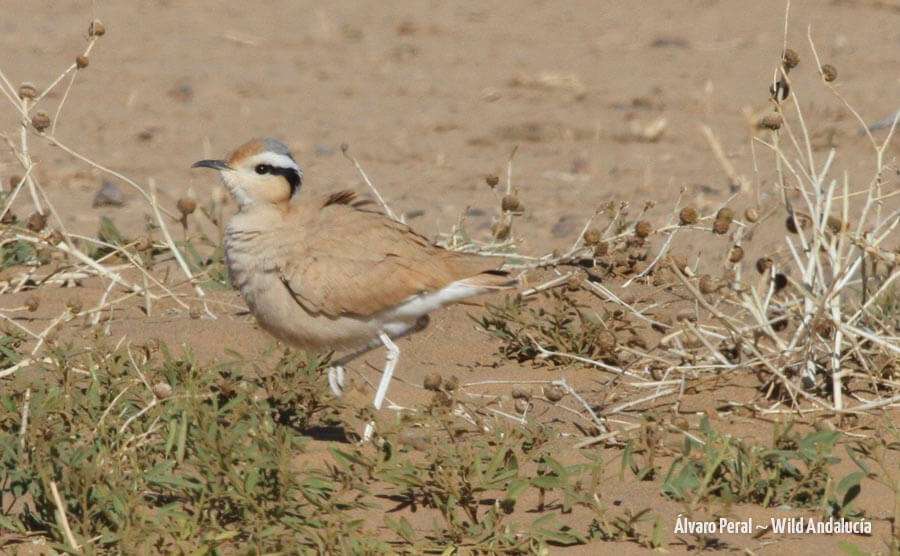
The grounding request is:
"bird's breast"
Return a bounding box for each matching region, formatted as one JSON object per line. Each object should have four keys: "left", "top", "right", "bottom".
{"left": 223, "top": 225, "right": 381, "bottom": 351}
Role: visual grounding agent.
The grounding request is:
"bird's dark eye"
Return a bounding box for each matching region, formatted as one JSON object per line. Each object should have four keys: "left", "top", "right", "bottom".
{"left": 255, "top": 164, "right": 271, "bottom": 174}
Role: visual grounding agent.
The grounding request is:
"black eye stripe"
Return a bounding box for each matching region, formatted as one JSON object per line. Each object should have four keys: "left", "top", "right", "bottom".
{"left": 272, "top": 166, "right": 302, "bottom": 195}
{"left": 255, "top": 163, "right": 302, "bottom": 196}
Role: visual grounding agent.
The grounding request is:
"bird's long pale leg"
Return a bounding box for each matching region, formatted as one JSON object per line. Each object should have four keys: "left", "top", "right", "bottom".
{"left": 326, "top": 343, "right": 380, "bottom": 397}
{"left": 327, "top": 366, "right": 344, "bottom": 397}
{"left": 363, "top": 332, "right": 399, "bottom": 441}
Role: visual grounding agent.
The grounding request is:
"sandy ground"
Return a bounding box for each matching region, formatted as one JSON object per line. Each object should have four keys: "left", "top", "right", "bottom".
{"left": 1, "top": 0, "right": 899, "bottom": 553}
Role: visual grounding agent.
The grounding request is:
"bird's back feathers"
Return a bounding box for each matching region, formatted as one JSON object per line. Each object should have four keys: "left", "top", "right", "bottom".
{"left": 274, "top": 190, "right": 512, "bottom": 318}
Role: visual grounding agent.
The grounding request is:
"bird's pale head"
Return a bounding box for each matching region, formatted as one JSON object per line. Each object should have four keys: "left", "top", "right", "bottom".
{"left": 192, "top": 137, "right": 302, "bottom": 209}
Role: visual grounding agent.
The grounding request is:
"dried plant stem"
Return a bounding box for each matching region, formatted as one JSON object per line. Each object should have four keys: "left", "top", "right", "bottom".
{"left": 520, "top": 272, "right": 573, "bottom": 297}
{"left": 0, "top": 165, "right": 34, "bottom": 220}
{"left": 18, "top": 103, "right": 44, "bottom": 214}
{"left": 0, "top": 66, "right": 27, "bottom": 118}
{"left": 340, "top": 145, "right": 399, "bottom": 222}
{"left": 15, "top": 234, "right": 148, "bottom": 295}
{"left": 18, "top": 388, "right": 30, "bottom": 451}
{"left": 149, "top": 182, "right": 215, "bottom": 319}
{"left": 529, "top": 336, "right": 645, "bottom": 381}
{"left": 700, "top": 124, "right": 748, "bottom": 192}
{"left": 49, "top": 480, "right": 80, "bottom": 552}
{"left": 553, "top": 376, "right": 606, "bottom": 431}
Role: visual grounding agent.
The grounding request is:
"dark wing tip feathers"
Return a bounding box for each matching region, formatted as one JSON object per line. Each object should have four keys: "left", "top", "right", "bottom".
{"left": 322, "top": 190, "right": 377, "bottom": 209}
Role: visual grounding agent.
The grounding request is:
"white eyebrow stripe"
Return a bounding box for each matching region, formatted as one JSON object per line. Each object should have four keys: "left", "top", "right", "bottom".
{"left": 251, "top": 152, "right": 300, "bottom": 172}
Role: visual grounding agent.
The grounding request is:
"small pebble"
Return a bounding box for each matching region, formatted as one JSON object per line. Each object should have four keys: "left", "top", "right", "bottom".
{"left": 93, "top": 181, "right": 125, "bottom": 208}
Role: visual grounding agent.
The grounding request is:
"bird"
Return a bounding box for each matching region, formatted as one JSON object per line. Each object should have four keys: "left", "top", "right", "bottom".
{"left": 192, "top": 137, "right": 515, "bottom": 439}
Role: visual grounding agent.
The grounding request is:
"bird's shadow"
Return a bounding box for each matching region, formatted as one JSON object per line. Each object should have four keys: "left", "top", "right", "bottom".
{"left": 302, "top": 424, "right": 354, "bottom": 443}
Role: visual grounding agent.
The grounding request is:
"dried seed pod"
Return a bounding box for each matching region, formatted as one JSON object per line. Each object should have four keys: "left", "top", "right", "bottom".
{"left": 136, "top": 236, "right": 153, "bottom": 251}
{"left": 47, "top": 229, "right": 64, "bottom": 245}
{"left": 773, "top": 272, "right": 788, "bottom": 291}
{"left": 423, "top": 373, "right": 442, "bottom": 391}
{"left": 26, "top": 212, "right": 47, "bottom": 232}
{"left": 444, "top": 375, "right": 459, "bottom": 391}
{"left": 485, "top": 174, "right": 499, "bottom": 187}
{"left": 514, "top": 398, "right": 530, "bottom": 414}
{"left": 189, "top": 304, "right": 201, "bottom": 319}
{"left": 782, "top": 48, "right": 800, "bottom": 70}
{"left": 783, "top": 214, "right": 795, "bottom": 232}
{"left": 177, "top": 198, "right": 197, "bottom": 216}
{"left": 716, "top": 208, "right": 734, "bottom": 223}
{"left": 583, "top": 228, "right": 602, "bottom": 246}
{"left": 511, "top": 385, "right": 531, "bottom": 400}
{"left": 31, "top": 111, "right": 51, "bottom": 132}
{"left": 0, "top": 210, "right": 15, "bottom": 224}
{"left": 821, "top": 64, "right": 837, "bottom": 82}
{"left": 785, "top": 213, "right": 809, "bottom": 234}
{"left": 566, "top": 274, "right": 582, "bottom": 291}
{"left": 769, "top": 310, "right": 789, "bottom": 332}
{"left": 430, "top": 390, "right": 451, "bottom": 407}
{"left": 75, "top": 55, "right": 89, "bottom": 69}
{"left": 491, "top": 222, "right": 510, "bottom": 240}
{"left": 88, "top": 19, "right": 106, "bottom": 36}
{"left": 755, "top": 257, "right": 773, "bottom": 274}
{"left": 634, "top": 220, "right": 652, "bottom": 238}
{"left": 720, "top": 342, "right": 740, "bottom": 364}
{"left": 629, "top": 248, "right": 648, "bottom": 262}
{"left": 596, "top": 330, "right": 617, "bottom": 353}
{"left": 679, "top": 206, "right": 698, "bottom": 225}
{"left": 152, "top": 382, "right": 173, "bottom": 399}
{"left": 66, "top": 296, "right": 83, "bottom": 314}
{"left": 728, "top": 245, "right": 744, "bottom": 263}
{"left": 812, "top": 318, "right": 833, "bottom": 338}
{"left": 712, "top": 217, "right": 731, "bottom": 234}
{"left": 25, "top": 295, "right": 40, "bottom": 312}
{"left": 593, "top": 241, "right": 608, "bottom": 257}
{"left": 670, "top": 254, "right": 688, "bottom": 271}
{"left": 18, "top": 82, "right": 36, "bottom": 100}
{"left": 544, "top": 385, "right": 564, "bottom": 402}
{"left": 770, "top": 78, "right": 790, "bottom": 101}
{"left": 501, "top": 194, "right": 520, "bottom": 212}
{"left": 431, "top": 390, "right": 453, "bottom": 408}
{"left": 8, "top": 175, "right": 23, "bottom": 189}
{"left": 826, "top": 215, "right": 843, "bottom": 234}
{"left": 698, "top": 274, "right": 718, "bottom": 294}
{"left": 744, "top": 207, "right": 760, "bottom": 223}
{"left": 760, "top": 113, "right": 783, "bottom": 130}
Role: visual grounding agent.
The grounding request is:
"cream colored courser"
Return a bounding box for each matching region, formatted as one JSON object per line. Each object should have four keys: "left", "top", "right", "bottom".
{"left": 192, "top": 138, "right": 514, "bottom": 439}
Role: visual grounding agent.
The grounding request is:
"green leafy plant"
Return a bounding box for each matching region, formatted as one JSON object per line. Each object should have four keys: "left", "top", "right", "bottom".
{"left": 0, "top": 342, "right": 371, "bottom": 554}
{"left": 662, "top": 418, "right": 859, "bottom": 514}
{"left": 477, "top": 290, "right": 629, "bottom": 366}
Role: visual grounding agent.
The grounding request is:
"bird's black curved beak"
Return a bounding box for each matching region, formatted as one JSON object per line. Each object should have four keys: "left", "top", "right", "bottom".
{"left": 191, "top": 159, "right": 231, "bottom": 171}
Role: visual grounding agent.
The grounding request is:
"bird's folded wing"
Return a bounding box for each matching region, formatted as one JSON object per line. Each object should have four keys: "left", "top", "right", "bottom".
{"left": 277, "top": 198, "right": 505, "bottom": 317}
